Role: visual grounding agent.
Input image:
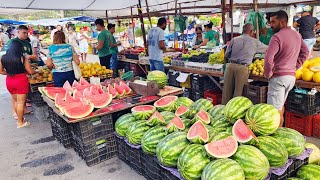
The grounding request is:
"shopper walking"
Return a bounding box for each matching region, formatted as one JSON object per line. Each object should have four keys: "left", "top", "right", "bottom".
{"left": 95, "top": 18, "right": 112, "bottom": 69}
{"left": 77, "top": 27, "right": 90, "bottom": 62}
{"left": 29, "top": 30, "right": 45, "bottom": 66}
{"left": 46, "top": 31, "right": 80, "bottom": 87}
{"left": 265, "top": 10, "right": 309, "bottom": 127}
{"left": 0, "top": 40, "right": 37, "bottom": 128}
{"left": 108, "top": 23, "right": 121, "bottom": 77}
{"left": 293, "top": 10, "right": 320, "bottom": 57}
{"left": 222, "top": 23, "right": 268, "bottom": 105}
{"left": 147, "top": 17, "right": 167, "bottom": 72}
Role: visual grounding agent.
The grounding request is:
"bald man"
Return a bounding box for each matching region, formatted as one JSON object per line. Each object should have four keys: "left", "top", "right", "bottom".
{"left": 222, "top": 23, "right": 268, "bottom": 104}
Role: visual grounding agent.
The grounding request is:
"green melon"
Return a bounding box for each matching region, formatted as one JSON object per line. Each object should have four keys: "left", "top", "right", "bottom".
{"left": 160, "top": 111, "right": 175, "bottom": 124}
{"left": 225, "top": 96, "right": 253, "bottom": 124}
{"left": 154, "top": 96, "right": 178, "bottom": 112}
{"left": 208, "top": 105, "right": 225, "bottom": 117}
{"left": 115, "top": 113, "right": 136, "bottom": 137}
{"left": 147, "top": 70, "right": 168, "bottom": 88}
{"left": 131, "top": 105, "right": 156, "bottom": 120}
{"left": 202, "top": 159, "right": 245, "bottom": 180}
{"left": 177, "top": 144, "right": 210, "bottom": 180}
{"left": 205, "top": 125, "right": 218, "bottom": 142}
{"left": 141, "top": 126, "right": 168, "bottom": 154}
{"left": 297, "top": 164, "right": 320, "bottom": 180}
{"left": 192, "top": 98, "right": 214, "bottom": 112}
{"left": 211, "top": 115, "right": 232, "bottom": 133}
{"left": 126, "top": 120, "right": 151, "bottom": 145}
{"left": 156, "top": 131, "right": 190, "bottom": 167}
{"left": 176, "top": 97, "right": 194, "bottom": 107}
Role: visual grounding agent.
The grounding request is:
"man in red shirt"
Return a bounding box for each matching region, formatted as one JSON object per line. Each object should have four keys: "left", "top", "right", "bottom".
{"left": 265, "top": 10, "right": 309, "bottom": 127}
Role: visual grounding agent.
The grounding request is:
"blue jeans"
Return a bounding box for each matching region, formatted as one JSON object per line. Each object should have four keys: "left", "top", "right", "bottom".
{"left": 149, "top": 59, "right": 165, "bottom": 72}
{"left": 53, "top": 70, "right": 76, "bottom": 87}
{"left": 110, "top": 53, "right": 118, "bottom": 70}
{"left": 128, "top": 39, "right": 134, "bottom": 46}
{"left": 303, "top": 38, "right": 316, "bottom": 53}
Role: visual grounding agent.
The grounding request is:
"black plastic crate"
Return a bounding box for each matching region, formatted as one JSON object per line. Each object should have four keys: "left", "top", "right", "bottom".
{"left": 32, "top": 103, "right": 49, "bottom": 121}
{"left": 125, "top": 53, "right": 139, "bottom": 60}
{"left": 288, "top": 158, "right": 309, "bottom": 178}
{"left": 52, "top": 113, "right": 69, "bottom": 129}
{"left": 141, "top": 152, "right": 162, "bottom": 180}
{"left": 56, "top": 126, "right": 73, "bottom": 149}
{"left": 114, "top": 134, "right": 128, "bottom": 163}
{"left": 126, "top": 145, "right": 144, "bottom": 175}
{"left": 168, "top": 70, "right": 180, "bottom": 87}
{"left": 285, "top": 90, "right": 320, "bottom": 115}
{"left": 28, "top": 91, "right": 46, "bottom": 107}
{"left": 243, "top": 82, "right": 268, "bottom": 104}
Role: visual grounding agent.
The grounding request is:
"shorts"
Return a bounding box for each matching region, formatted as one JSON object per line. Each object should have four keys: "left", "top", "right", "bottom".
{"left": 99, "top": 54, "right": 112, "bottom": 69}
{"left": 110, "top": 53, "right": 118, "bottom": 70}
{"left": 6, "top": 73, "right": 29, "bottom": 94}
{"left": 79, "top": 45, "right": 88, "bottom": 53}
{"left": 53, "top": 70, "right": 76, "bottom": 87}
{"left": 267, "top": 75, "right": 296, "bottom": 110}
{"left": 149, "top": 59, "right": 165, "bottom": 72}
{"left": 303, "top": 38, "right": 316, "bottom": 53}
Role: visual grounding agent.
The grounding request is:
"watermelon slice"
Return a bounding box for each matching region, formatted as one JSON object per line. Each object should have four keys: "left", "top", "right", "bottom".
{"left": 73, "top": 89, "right": 84, "bottom": 100}
{"left": 62, "top": 101, "right": 94, "bottom": 119}
{"left": 114, "top": 83, "right": 126, "bottom": 97}
{"left": 147, "top": 111, "right": 165, "bottom": 126}
{"left": 204, "top": 136, "right": 238, "bottom": 158}
{"left": 63, "top": 81, "right": 72, "bottom": 91}
{"left": 89, "top": 85, "right": 104, "bottom": 95}
{"left": 80, "top": 77, "right": 90, "bottom": 86}
{"left": 232, "top": 119, "right": 257, "bottom": 143}
{"left": 131, "top": 105, "right": 156, "bottom": 120}
{"left": 83, "top": 88, "right": 91, "bottom": 98}
{"left": 154, "top": 96, "right": 178, "bottom": 112}
{"left": 192, "top": 109, "right": 211, "bottom": 125}
{"left": 166, "top": 116, "right": 185, "bottom": 133}
{"left": 107, "top": 84, "right": 118, "bottom": 98}
{"left": 43, "top": 87, "right": 66, "bottom": 99}
{"left": 55, "top": 93, "right": 67, "bottom": 109}
{"left": 72, "top": 80, "right": 80, "bottom": 88}
{"left": 86, "top": 93, "right": 112, "bottom": 108}
{"left": 175, "top": 105, "right": 195, "bottom": 118}
{"left": 120, "top": 81, "right": 132, "bottom": 94}
{"left": 187, "top": 120, "right": 209, "bottom": 144}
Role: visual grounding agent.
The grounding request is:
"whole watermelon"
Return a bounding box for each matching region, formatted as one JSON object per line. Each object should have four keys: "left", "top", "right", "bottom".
{"left": 147, "top": 70, "right": 168, "bottom": 88}
{"left": 176, "top": 97, "right": 194, "bottom": 108}
{"left": 245, "top": 104, "right": 280, "bottom": 136}
{"left": 156, "top": 131, "right": 190, "bottom": 167}
{"left": 297, "top": 164, "right": 320, "bottom": 180}
{"left": 177, "top": 144, "right": 210, "bottom": 180}
{"left": 202, "top": 159, "right": 245, "bottom": 180}
{"left": 225, "top": 126, "right": 233, "bottom": 134}
{"left": 254, "top": 136, "right": 288, "bottom": 168}
{"left": 208, "top": 105, "right": 225, "bottom": 117}
{"left": 160, "top": 111, "right": 175, "bottom": 124}
{"left": 232, "top": 145, "right": 270, "bottom": 179}
{"left": 225, "top": 96, "right": 253, "bottom": 124}
{"left": 286, "top": 178, "right": 303, "bottom": 180}
{"left": 141, "top": 126, "right": 168, "bottom": 154}
{"left": 213, "top": 132, "right": 231, "bottom": 141}
{"left": 205, "top": 125, "right": 218, "bottom": 142}
{"left": 211, "top": 115, "right": 232, "bottom": 133}
{"left": 271, "top": 128, "right": 305, "bottom": 157}
{"left": 115, "top": 113, "right": 136, "bottom": 137}
{"left": 192, "top": 99, "right": 214, "bottom": 112}
{"left": 126, "top": 120, "right": 151, "bottom": 145}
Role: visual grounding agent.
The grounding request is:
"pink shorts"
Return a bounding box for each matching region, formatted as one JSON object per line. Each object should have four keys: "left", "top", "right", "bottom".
{"left": 6, "top": 73, "right": 29, "bottom": 94}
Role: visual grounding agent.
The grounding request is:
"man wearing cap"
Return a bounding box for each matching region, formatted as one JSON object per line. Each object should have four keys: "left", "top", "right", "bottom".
{"left": 30, "top": 30, "right": 45, "bottom": 66}
{"left": 293, "top": 9, "right": 320, "bottom": 56}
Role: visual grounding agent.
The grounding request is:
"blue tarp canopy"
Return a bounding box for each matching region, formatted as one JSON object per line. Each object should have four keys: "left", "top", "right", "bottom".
{"left": 60, "top": 16, "right": 96, "bottom": 22}
{"left": 0, "top": 19, "right": 26, "bottom": 25}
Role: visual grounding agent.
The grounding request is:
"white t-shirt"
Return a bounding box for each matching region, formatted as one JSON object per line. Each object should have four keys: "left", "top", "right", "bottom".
{"left": 147, "top": 27, "right": 165, "bottom": 61}
{"left": 77, "top": 32, "right": 88, "bottom": 47}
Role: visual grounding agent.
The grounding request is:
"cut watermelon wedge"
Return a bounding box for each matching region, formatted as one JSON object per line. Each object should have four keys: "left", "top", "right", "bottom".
{"left": 63, "top": 81, "right": 72, "bottom": 91}
{"left": 166, "top": 116, "right": 185, "bottom": 133}
{"left": 114, "top": 83, "right": 126, "bottom": 97}
{"left": 120, "top": 81, "right": 132, "bottom": 94}
{"left": 83, "top": 88, "right": 91, "bottom": 98}
{"left": 232, "top": 119, "right": 257, "bottom": 143}
{"left": 73, "top": 89, "right": 84, "bottom": 100}
{"left": 107, "top": 84, "right": 118, "bottom": 98}
{"left": 204, "top": 136, "right": 238, "bottom": 158}
{"left": 43, "top": 87, "right": 66, "bottom": 100}
{"left": 147, "top": 111, "right": 165, "bottom": 126}
{"left": 175, "top": 105, "right": 195, "bottom": 118}
{"left": 72, "top": 80, "right": 81, "bottom": 88}
{"left": 80, "top": 77, "right": 90, "bottom": 86}
{"left": 55, "top": 93, "right": 67, "bottom": 109}
{"left": 192, "top": 109, "right": 211, "bottom": 125}
{"left": 187, "top": 120, "right": 209, "bottom": 144}
{"left": 86, "top": 93, "right": 113, "bottom": 108}
{"left": 62, "top": 101, "right": 94, "bottom": 119}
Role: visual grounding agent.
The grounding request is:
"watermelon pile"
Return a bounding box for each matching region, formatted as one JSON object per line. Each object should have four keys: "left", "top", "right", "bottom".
{"left": 114, "top": 95, "right": 316, "bottom": 180}
{"left": 40, "top": 78, "right": 114, "bottom": 119}
{"left": 146, "top": 70, "right": 168, "bottom": 88}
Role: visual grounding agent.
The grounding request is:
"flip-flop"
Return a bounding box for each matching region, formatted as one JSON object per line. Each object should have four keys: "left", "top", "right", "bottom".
{"left": 24, "top": 110, "right": 33, "bottom": 115}
{"left": 13, "top": 115, "right": 18, "bottom": 120}
{"left": 17, "top": 121, "right": 30, "bottom": 128}
{"left": 26, "top": 103, "right": 32, "bottom": 107}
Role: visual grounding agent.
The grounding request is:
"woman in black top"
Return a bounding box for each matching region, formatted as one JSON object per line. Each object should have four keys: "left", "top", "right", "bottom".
{"left": 0, "top": 40, "right": 36, "bottom": 128}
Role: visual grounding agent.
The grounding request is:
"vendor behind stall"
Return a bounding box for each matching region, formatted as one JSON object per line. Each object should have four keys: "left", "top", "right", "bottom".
{"left": 29, "top": 30, "right": 45, "bottom": 66}
{"left": 193, "top": 21, "right": 220, "bottom": 49}
{"left": 259, "top": 12, "right": 275, "bottom": 45}
{"left": 222, "top": 23, "right": 268, "bottom": 105}
{"left": 192, "top": 26, "right": 203, "bottom": 46}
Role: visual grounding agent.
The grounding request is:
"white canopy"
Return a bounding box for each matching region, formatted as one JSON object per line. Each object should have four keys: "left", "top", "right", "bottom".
{"left": 0, "top": 0, "right": 317, "bottom": 18}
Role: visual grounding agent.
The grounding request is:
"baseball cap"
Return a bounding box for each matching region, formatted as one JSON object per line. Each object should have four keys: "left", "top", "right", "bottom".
{"left": 33, "top": 30, "right": 40, "bottom": 34}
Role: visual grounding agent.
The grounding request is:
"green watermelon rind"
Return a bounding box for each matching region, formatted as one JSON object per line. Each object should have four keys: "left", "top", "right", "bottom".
{"left": 146, "top": 111, "right": 166, "bottom": 126}
{"left": 225, "top": 96, "right": 253, "bottom": 124}
{"left": 176, "top": 97, "right": 194, "bottom": 108}
{"left": 211, "top": 115, "right": 232, "bottom": 133}
{"left": 147, "top": 71, "right": 168, "bottom": 88}
{"left": 154, "top": 96, "right": 178, "bottom": 112}
{"left": 126, "top": 120, "right": 151, "bottom": 145}
{"left": 131, "top": 105, "right": 156, "bottom": 120}
{"left": 202, "top": 159, "right": 245, "bottom": 180}
{"left": 297, "top": 164, "right": 320, "bottom": 180}
{"left": 177, "top": 144, "right": 210, "bottom": 180}
{"left": 115, "top": 113, "right": 136, "bottom": 137}
{"left": 160, "top": 111, "right": 175, "bottom": 124}
{"left": 208, "top": 105, "right": 225, "bottom": 117}
{"left": 141, "top": 126, "right": 168, "bottom": 154}
{"left": 192, "top": 99, "right": 214, "bottom": 112}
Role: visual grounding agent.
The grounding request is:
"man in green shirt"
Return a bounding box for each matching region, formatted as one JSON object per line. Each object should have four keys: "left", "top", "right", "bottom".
{"left": 6, "top": 25, "right": 33, "bottom": 56}
{"left": 95, "top": 18, "right": 112, "bottom": 68}
{"left": 108, "top": 23, "right": 121, "bottom": 77}
{"left": 259, "top": 12, "right": 275, "bottom": 45}
{"left": 194, "top": 20, "right": 220, "bottom": 49}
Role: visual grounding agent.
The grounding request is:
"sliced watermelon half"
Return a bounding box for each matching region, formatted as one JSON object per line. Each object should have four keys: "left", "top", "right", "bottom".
{"left": 147, "top": 111, "right": 165, "bottom": 126}
{"left": 187, "top": 120, "right": 209, "bottom": 144}
{"left": 55, "top": 93, "right": 67, "bottom": 109}
{"left": 62, "top": 101, "right": 94, "bottom": 119}
{"left": 73, "top": 89, "right": 84, "bottom": 101}
{"left": 204, "top": 136, "right": 238, "bottom": 158}
{"left": 192, "top": 109, "right": 211, "bottom": 125}
{"left": 175, "top": 105, "right": 189, "bottom": 117}
{"left": 86, "top": 93, "right": 113, "bottom": 108}
{"left": 232, "top": 119, "right": 257, "bottom": 143}
{"left": 43, "top": 87, "right": 66, "bottom": 100}
{"left": 80, "top": 77, "right": 90, "bottom": 86}
{"left": 63, "top": 81, "right": 72, "bottom": 91}
{"left": 120, "top": 81, "right": 132, "bottom": 94}
{"left": 72, "top": 80, "right": 81, "bottom": 88}
{"left": 165, "top": 116, "right": 185, "bottom": 133}
{"left": 83, "top": 88, "right": 91, "bottom": 98}
{"left": 114, "top": 83, "right": 126, "bottom": 97}
{"left": 89, "top": 85, "right": 104, "bottom": 95}
{"left": 107, "top": 84, "right": 118, "bottom": 98}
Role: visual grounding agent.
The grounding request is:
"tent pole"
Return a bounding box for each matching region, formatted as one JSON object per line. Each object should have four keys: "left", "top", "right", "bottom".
{"left": 145, "top": 0, "right": 152, "bottom": 27}
{"left": 138, "top": 0, "right": 148, "bottom": 54}
{"left": 254, "top": 0, "right": 259, "bottom": 39}
{"left": 180, "top": 3, "right": 185, "bottom": 50}
{"left": 174, "top": 0, "right": 178, "bottom": 48}
{"left": 131, "top": 6, "right": 135, "bottom": 46}
{"left": 230, "top": 0, "right": 234, "bottom": 39}
{"left": 221, "top": 0, "right": 227, "bottom": 44}
{"left": 105, "top": 10, "right": 109, "bottom": 24}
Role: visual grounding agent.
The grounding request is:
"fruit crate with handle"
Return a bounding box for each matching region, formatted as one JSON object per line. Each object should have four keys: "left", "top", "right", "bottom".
{"left": 204, "top": 89, "right": 222, "bottom": 105}
{"left": 168, "top": 70, "right": 181, "bottom": 87}
{"left": 125, "top": 142, "right": 144, "bottom": 175}
{"left": 73, "top": 134, "right": 117, "bottom": 166}
{"left": 141, "top": 151, "right": 162, "bottom": 180}
{"left": 284, "top": 111, "right": 315, "bottom": 136}
{"left": 285, "top": 90, "right": 320, "bottom": 115}
{"left": 313, "top": 115, "right": 320, "bottom": 138}
{"left": 50, "top": 113, "right": 73, "bottom": 149}
{"left": 114, "top": 132, "right": 128, "bottom": 163}
{"left": 243, "top": 82, "right": 268, "bottom": 104}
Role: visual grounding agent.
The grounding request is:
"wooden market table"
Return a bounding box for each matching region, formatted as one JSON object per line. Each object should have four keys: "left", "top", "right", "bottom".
{"left": 119, "top": 58, "right": 149, "bottom": 75}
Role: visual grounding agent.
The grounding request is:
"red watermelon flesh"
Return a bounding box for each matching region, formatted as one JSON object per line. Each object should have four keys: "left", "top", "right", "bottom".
{"left": 204, "top": 136, "right": 238, "bottom": 158}
{"left": 43, "top": 87, "right": 66, "bottom": 99}
{"left": 80, "top": 77, "right": 90, "bottom": 86}
{"left": 195, "top": 109, "right": 211, "bottom": 124}
{"left": 187, "top": 120, "right": 209, "bottom": 144}
{"left": 154, "top": 96, "right": 178, "bottom": 107}
{"left": 166, "top": 116, "right": 185, "bottom": 131}
{"left": 73, "top": 89, "right": 84, "bottom": 101}
{"left": 55, "top": 93, "right": 67, "bottom": 109}
{"left": 120, "top": 81, "right": 132, "bottom": 94}
{"left": 114, "top": 83, "right": 126, "bottom": 96}
{"left": 147, "top": 111, "right": 165, "bottom": 125}
{"left": 73, "top": 84, "right": 92, "bottom": 91}
{"left": 83, "top": 88, "right": 91, "bottom": 98}
{"left": 232, "top": 119, "right": 257, "bottom": 143}
{"left": 107, "top": 84, "right": 118, "bottom": 98}
{"left": 64, "top": 92, "right": 79, "bottom": 103}
{"left": 72, "top": 80, "right": 80, "bottom": 88}
{"left": 63, "top": 81, "right": 72, "bottom": 91}
{"left": 175, "top": 105, "right": 189, "bottom": 117}
{"left": 62, "top": 102, "right": 94, "bottom": 119}
{"left": 86, "top": 93, "right": 113, "bottom": 108}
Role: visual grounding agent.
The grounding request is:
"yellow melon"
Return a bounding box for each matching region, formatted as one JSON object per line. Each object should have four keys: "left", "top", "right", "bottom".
{"left": 296, "top": 69, "right": 303, "bottom": 80}
{"left": 302, "top": 60, "right": 310, "bottom": 68}
{"left": 313, "top": 72, "right": 320, "bottom": 83}
{"left": 302, "top": 71, "right": 315, "bottom": 82}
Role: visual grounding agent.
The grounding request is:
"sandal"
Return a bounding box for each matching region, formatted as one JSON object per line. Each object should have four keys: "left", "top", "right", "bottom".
{"left": 26, "top": 103, "right": 32, "bottom": 107}
{"left": 24, "top": 110, "right": 33, "bottom": 115}
{"left": 17, "top": 121, "right": 30, "bottom": 128}
{"left": 12, "top": 114, "right": 18, "bottom": 120}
